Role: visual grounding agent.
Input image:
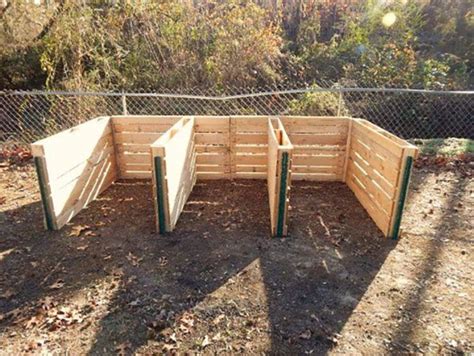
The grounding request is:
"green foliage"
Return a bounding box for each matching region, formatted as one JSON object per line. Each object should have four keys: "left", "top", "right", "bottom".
{"left": 0, "top": 0, "right": 472, "bottom": 91}
{"left": 288, "top": 86, "right": 346, "bottom": 116}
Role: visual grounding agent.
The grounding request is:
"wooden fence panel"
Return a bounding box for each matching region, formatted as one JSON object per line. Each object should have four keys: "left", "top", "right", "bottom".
{"left": 281, "top": 116, "right": 348, "bottom": 181}
{"left": 345, "top": 119, "right": 418, "bottom": 238}
{"left": 267, "top": 117, "right": 293, "bottom": 237}
{"left": 151, "top": 117, "right": 196, "bottom": 233}
{"left": 31, "top": 116, "right": 117, "bottom": 230}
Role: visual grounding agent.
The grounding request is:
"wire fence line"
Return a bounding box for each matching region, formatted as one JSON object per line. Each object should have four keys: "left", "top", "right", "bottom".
{"left": 1, "top": 87, "right": 473, "bottom": 144}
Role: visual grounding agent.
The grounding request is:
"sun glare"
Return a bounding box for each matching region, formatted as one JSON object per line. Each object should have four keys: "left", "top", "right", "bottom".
{"left": 382, "top": 12, "right": 397, "bottom": 27}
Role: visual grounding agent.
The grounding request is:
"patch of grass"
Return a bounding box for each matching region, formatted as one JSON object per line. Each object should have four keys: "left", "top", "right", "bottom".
{"left": 410, "top": 138, "right": 474, "bottom": 156}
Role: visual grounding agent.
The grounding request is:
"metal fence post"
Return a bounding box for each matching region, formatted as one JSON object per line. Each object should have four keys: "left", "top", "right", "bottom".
{"left": 121, "top": 92, "right": 128, "bottom": 115}
{"left": 337, "top": 87, "right": 343, "bottom": 116}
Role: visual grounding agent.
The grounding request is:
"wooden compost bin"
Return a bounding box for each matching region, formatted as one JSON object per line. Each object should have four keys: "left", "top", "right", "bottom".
{"left": 31, "top": 115, "right": 418, "bottom": 239}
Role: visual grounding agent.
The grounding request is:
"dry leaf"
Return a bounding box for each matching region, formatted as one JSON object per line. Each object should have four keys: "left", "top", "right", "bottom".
{"left": 76, "top": 245, "right": 88, "bottom": 251}
{"left": 49, "top": 280, "right": 65, "bottom": 290}
{"left": 0, "top": 289, "right": 16, "bottom": 299}
{"left": 69, "top": 225, "right": 90, "bottom": 237}
{"left": 200, "top": 335, "right": 211, "bottom": 348}
{"left": 115, "top": 341, "right": 131, "bottom": 356}
{"left": 299, "top": 329, "right": 312, "bottom": 340}
{"left": 213, "top": 314, "right": 225, "bottom": 325}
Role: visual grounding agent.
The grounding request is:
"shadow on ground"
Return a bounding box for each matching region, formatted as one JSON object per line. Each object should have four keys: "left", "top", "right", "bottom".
{"left": 1, "top": 178, "right": 396, "bottom": 354}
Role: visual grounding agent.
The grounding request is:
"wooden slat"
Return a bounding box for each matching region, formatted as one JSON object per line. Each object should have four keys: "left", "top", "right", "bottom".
{"left": 197, "top": 172, "right": 232, "bottom": 179}
{"left": 233, "top": 172, "right": 267, "bottom": 179}
{"left": 352, "top": 121, "right": 404, "bottom": 158}
{"left": 195, "top": 133, "right": 229, "bottom": 145}
{"left": 235, "top": 154, "right": 267, "bottom": 165}
{"left": 289, "top": 133, "right": 347, "bottom": 146}
{"left": 151, "top": 117, "right": 196, "bottom": 232}
{"left": 51, "top": 154, "right": 117, "bottom": 217}
{"left": 350, "top": 136, "right": 400, "bottom": 182}
{"left": 293, "top": 146, "right": 346, "bottom": 154}
{"left": 348, "top": 150, "right": 396, "bottom": 198}
{"left": 195, "top": 145, "right": 229, "bottom": 154}
{"left": 197, "top": 165, "right": 229, "bottom": 173}
{"left": 346, "top": 172, "right": 391, "bottom": 234}
{"left": 347, "top": 160, "right": 394, "bottom": 215}
{"left": 196, "top": 154, "right": 228, "bottom": 165}
{"left": 115, "top": 132, "right": 162, "bottom": 145}
{"left": 235, "top": 145, "right": 267, "bottom": 154}
{"left": 235, "top": 133, "right": 267, "bottom": 144}
{"left": 236, "top": 165, "right": 267, "bottom": 173}
{"left": 292, "top": 173, "right": 341, "bottom": 181}
{"left": 195, "top": 116, "right": 229, "bottom": 131}
{"left": 292, "top": 154, "right": 344, "bottom": 166}
{"left": 111, "top": 116, "right": 181, "bottom": 125}
{"left": 292, "top": 166, "right": 342, "bottom": 174}
{"left": 114, "top": 123, "right": 171, "bottom": 133}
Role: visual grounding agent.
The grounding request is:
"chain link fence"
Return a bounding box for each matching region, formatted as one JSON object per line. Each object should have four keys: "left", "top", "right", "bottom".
{"left": 1, "top": 87, "right": 473, "bottom": 144}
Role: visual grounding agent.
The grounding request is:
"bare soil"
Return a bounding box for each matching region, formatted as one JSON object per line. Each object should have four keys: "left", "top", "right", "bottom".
{"left": 0, "top": 160, "right": 472, "bottom": 355}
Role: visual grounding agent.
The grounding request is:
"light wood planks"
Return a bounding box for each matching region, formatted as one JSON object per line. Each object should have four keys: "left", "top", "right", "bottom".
{"left": 31, "top": 116, "right": 117, "bottom": 230}
{"left": 345, "top": 119, "right": 418, "bottom": 237}
{"left": 31, "top": 115, "right": 418, "bottom": 239}
{"left": 267, "top": 117, "right": 293, "bottom": 237}
{"left": 281, "top": 116, "right": 349, "bottom": 181}
{"left": 112, "top": 115, "right": 351, "bottom": 181}
{"left": 151, "top": 117, "right": 196, "bottom": 233}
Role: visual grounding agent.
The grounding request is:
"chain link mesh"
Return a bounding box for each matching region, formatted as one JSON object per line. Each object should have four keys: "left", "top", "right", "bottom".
{"left": 1, "top": 88, "right": 472, "bottom": 144}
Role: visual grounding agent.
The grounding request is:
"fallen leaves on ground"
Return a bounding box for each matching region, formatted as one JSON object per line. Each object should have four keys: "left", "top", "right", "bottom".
{"left": 69, "top": 225, "right": 91, "bottom": 237}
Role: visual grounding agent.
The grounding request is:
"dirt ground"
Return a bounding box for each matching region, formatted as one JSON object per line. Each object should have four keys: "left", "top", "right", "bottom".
{"left": 0, "top": 159, "right": 472, "bottom": 355}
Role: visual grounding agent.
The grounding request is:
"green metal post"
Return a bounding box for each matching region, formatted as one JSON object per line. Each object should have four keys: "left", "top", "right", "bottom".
{"left": 390, "top": 156, "right": 414, "bottom": 240}
{"left": 276, "top": 152, "right": 289, "bottom": 237}
{"left": 154, "top": 156, "right": 166, "bottom": 234}
{"left": 34, "top": 157, "right": 55, "bottom": 230}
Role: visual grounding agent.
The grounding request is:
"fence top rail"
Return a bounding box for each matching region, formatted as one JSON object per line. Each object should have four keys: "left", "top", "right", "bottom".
{"left": 1, "top": 87, "right": 473, "bottom": 100}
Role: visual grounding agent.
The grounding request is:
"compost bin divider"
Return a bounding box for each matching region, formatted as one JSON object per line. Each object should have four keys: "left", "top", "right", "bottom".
{"left": 31, "top": 115, "right": 418, "bottom": 238}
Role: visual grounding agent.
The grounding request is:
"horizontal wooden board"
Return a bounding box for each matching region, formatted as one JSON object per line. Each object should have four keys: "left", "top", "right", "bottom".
{"left": 111, "top": 116, "right": 181, "bottom": 125}
{"left": 196, "top": 154, "right": 228, "bottom": 165}
{"left": 235, "top": 165, "right": 267, "bottom": 173}
{"left": 121, "top": 171, "right": 152, "bottom": 179}
{"left": 289, "top": 133, "right": 346, "bottom": 146}
{"left": 292, "top": 154, "right": 344, "bottom": 166}
{"left": 195, "top": 117, "right": 229, "bottom": 132}
{"left": 286, "top": 124, "right": 348, "bottom": 135}
{"left": 292, "top": 172, "right": 341, "bottom": 181}
{"left": 234, "top": 133, "right": 267, "bottom": 144}
{"left": 350, "top": 136, "right": 400, "bottom": 182}
{"left": 235, "top": 154, "right": 267, "bottom": 165}
{"left": 196, "top": 145, "right": 229, "bottom": 154}
{"left": 195, "top": 133, "right": 229, "bottom": 145}
{"left": 197, "top": 172, "right": 232, "bottom": 180}
{"left": 292, "top": 165, "right": 342, "bottom": 174}
{"left": 53, "top": 155, "right": 117, "bottom": 226}
{"left": 352, "top": 121, "right": 404, "bottom": 158}
{"left": 347, "top": 160, "right": 394, "bottom": 215}
{"left": 116, "top": 144, "right": 152, "bottom": 153}
{"left": 348, "top": 150, "right": 396, "bottom": 198}
{"left": 293, "top": 146, "right": 346, "bottom": 154}
{"left": 233, "top": 172, "right": 267, "bottom": 179}
{"left": 346, "top": 171, "right": 391, "bottom": 234}
{"left": 234, "top": 145, "right": 267, "bottom": 154}
{"left": 114, "top": 123, "right": 171, "bottom": 133}
{"left": 196, "top": 164, "right": 229, "bottom": 173}
{"left": 115, "top": 132, "right": 163, "bottom": 145}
